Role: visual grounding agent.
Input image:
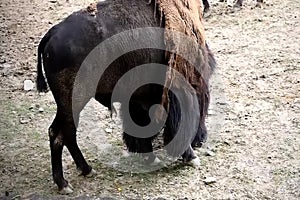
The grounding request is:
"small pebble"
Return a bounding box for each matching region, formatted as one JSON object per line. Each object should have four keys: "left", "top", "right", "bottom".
{"left": 105, "top": 128, "right": 112, "bottom": 133}
{"left": 259, "top": 74, "right": 266, "bottom": 79}
{"left": 24, "top": 80, "right": 34, "bottom": 91}
{"left": 1, "top": 63, "right": 11, "bottom": 76}
{"left": 204, "top": 149, "right": 215, "bottom": 157}
{"left": 203, "top": 177, "right": 217, "bottom": 184}
{"left": 1, "top": 63, "right": 11, "bottom": 68}
{"left": 20, "top": 117, "right": 31, "bottom": 124}
{"left": 223, "top": 140, "right": 230, "bottom": 146}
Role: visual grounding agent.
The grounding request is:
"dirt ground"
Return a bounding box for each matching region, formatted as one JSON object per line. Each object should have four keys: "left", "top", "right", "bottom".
{"left": 0, "top": 0, "right": 299, "bottom": 199}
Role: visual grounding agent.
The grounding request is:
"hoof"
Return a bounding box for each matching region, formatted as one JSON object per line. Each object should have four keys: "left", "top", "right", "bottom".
{"left": 59, "top": 184, "right": 74, "bottom": 195}
{"left": 191, "top": 141, "right": 204, "bottom": 149}
{"left": 234, "top": 3, "right": 242, "bottom": 8}
{"left": 189, "top": 157, "right": 201, "bottom": 167}
{"left": 85, "top": 169, "right": 96, "bottom": 178}
{"left": 150, "top": 157, "right": 162, "bottom": 165}
{"left": 122, "top": 150, "right": 131, "bottom": 157}
{"left": 142, "top": 153, "right": 157, "bottom": 165}
{"left": 255, "top": 2, "right": 263, "bottom": 8}
{"left": 203, "top": 10, "right": 211, "bottom": 18}
{"left": 78, "top": 167, "right": 95, "bottom": 177}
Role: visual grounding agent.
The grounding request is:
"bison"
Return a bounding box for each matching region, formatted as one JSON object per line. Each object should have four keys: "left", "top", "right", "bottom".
{"left": 37, "top": 0, "right": 216, "bottom": 194}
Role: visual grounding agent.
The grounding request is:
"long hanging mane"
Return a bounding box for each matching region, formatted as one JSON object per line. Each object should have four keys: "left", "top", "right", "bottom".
{"left": 149, "top": 0, "right": 211, "bottom": 116}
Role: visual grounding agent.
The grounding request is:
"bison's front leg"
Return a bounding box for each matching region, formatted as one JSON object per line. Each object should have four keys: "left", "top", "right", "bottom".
{"left": 191, "top": 122, "right": 207, "bottom": 148}
{"left": 122, "top": 102, "right": 159, "bottom": 164}
{"left": 191, "top": 82, "right": 210, "bottom": 148}
{"left": 123, "top": 133, "right": 158, "bottom": 164}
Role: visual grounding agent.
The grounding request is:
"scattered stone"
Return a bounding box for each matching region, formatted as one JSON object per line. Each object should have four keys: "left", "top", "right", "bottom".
{"left": 207, "top": 109, "right": 215, "bottom": 115}
{"left": 0, "top": 145, "right": 5, "bottom": 151}
{"left": 259, "top": 74, "right": 266, "bottom": 79}
{"left": 1, "top": 67, "right": 9, "bottom": 76}
{"left": 105, "top": 128, "right": 112, "bottom": 133}
{"left": 223, "top": 140, "right": 230, "bottom": 146}
{"left": 20, "top": 117, "right": 31, "bottom": 124}
{"left": 24, "top": 80, "right": 34, "bottom": 91}
{"left": 203, "top": 177, "right": 217, "bottom": 184}
{"left": 204, "top": 149, "right": 216, "bottom": 157}
{"left": 216, "top": 101, "right": 228, "bottom": 105}
{"left": 1, "top": 63, "right": 11, "bottom": 76}
{"left": 1, "top": 63, "right": 11, "bottom": 68}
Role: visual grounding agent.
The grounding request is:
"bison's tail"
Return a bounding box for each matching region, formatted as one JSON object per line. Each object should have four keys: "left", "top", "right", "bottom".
{"left": 36, "top": 32, "right": 51, "bottom": 92}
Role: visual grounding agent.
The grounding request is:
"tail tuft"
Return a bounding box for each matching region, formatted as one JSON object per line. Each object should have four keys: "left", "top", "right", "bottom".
{"left": 36, "top": 71, "right": 48, "bottom": 92}
{"left": 36, "top": 32, "right": 51, "bottom": 93}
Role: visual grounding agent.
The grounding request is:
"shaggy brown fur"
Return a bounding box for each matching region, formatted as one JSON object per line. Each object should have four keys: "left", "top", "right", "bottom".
{"left": 150, "top": 0, "right": 214, "bottom": 154}
{"left": 154, "top": 0, "right": 211, "bottom": 116}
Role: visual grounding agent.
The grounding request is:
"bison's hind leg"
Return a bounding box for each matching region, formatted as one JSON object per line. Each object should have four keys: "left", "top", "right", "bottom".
{"left": 123, "top": 133, "right": 157, "bottom": 164}
{"left": 47, "top": 74, "right": 93, "bottom": 193}
{"left": 191, "top": 123, "right": 207, "bottom": 148}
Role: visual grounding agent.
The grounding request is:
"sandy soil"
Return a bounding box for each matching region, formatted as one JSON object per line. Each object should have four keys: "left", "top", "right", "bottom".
{"left": 0, "top": 0, "right": 299, "bottom": 199}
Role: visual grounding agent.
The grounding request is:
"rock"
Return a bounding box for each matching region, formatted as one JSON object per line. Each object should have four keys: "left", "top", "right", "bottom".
{"left": 204, "top": 149, "right": 216, "bottom": 157}
{"left": 203, "top": 177, "right": 217, "bottom": 184}
{"left": 216, "top": 101, "right": 228, "bottom": 105}
{"left": 1, "top": 63, "right": 11, "bottom": 76}
{"left": 259, "top": 74, "right": 266, "bottom": 79}
{"left": 105, "top": 128, "right": 112, "bottom": 133}
{"left": 20, "top": 117, "right": 31, "bottom": 124}
{"left": 294, "top": 98, "right": 300, "bottom": 104}
{"left": 223, "top": 140, "right": 230, "bottom": 146}
{"left": 2, "top": 67, "right": 9, "bottom": 76}
{"left": 1, "top": 63, "right": 11, "bottom": 68}
{"left": 24, "top": 80, "right": 34, "bottom": 91}
{"left": 38, "top": 107, "right": 44, "bottom": 112}
{"left": 207, "top": 109, "right": 215, "bottom": 115}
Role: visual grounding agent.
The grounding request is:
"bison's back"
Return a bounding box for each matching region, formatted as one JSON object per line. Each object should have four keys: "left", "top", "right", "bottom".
{"left": 43, "top": 0, "right": 159, "bottom": 72}
{"left": 40, "top": 0, "right": 165, "bottom": 99}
